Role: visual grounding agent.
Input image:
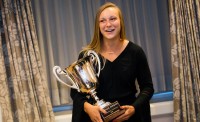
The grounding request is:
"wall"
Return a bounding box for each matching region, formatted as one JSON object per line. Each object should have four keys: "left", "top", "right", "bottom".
{"left": 55, "top": 101, "right": 173, "bottom": 122}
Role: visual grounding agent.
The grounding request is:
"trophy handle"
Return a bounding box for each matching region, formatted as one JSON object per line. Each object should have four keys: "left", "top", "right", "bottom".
{"left": 86, "top": 50, "right": 101, "bottom": 77}
{"left": 53, "top": 66, "right": 80, "bottom": 92}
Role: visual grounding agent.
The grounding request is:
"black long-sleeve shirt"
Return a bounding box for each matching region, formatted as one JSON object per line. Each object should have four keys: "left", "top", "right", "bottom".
{"left": 70, "top": 41, "right": 154, "bottom": 122}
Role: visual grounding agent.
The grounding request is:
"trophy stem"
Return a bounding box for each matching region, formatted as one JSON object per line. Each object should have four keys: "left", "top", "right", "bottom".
{"left": 89, "top": 89, "right": 99, "bottom": 102}
{"left": 89, "top": 89, "right": 110, "bottom": 109}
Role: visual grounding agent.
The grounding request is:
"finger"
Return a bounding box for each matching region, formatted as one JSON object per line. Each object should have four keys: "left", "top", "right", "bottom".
{"left": 92, "top": 115, "right": 104, "bottom": 122}
{"left": 93, "top": 119, "right": 103, "bottom": 122}
{"left": 115, "top": 113, "right": 127, "bottom": 119}
{"left": 96, "top": 116, "right": 104, "bottom": 122}
{"left": 114, "top": 114, "right": 129, "bottom": 122}
{"left": 120, "top": 105, "right": 129, "bottom": 109}
{"left": 99, "top": 107, "right": 107, "bottom": 114}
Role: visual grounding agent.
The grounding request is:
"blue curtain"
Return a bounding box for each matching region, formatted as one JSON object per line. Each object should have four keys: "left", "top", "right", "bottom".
{"left": 31, "top": 0, "right": 172, "bottom": 106}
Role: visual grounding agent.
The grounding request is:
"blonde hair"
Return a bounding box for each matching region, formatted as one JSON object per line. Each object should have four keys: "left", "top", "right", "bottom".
{"left": 82, "top": 2, "right": 126, "bottom": 53}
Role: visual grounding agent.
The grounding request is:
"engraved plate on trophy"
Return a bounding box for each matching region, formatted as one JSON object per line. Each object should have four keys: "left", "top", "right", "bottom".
{"left": 53, "top": 50, "right": 125, "bottom": 122}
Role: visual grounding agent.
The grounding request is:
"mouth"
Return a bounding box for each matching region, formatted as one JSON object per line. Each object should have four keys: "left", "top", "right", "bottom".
{"left": 105, "top": 28, "right": 115, "bottom": 32}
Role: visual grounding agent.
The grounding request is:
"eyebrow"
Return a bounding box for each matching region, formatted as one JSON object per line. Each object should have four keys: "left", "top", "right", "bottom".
{"left": 99, "top": 15, "right": 117, "bottom": 20}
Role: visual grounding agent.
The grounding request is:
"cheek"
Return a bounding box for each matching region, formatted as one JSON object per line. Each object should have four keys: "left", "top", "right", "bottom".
{"left": 115, "top": 22, "right": 121, "bottom": 32}
{"left": 114, "top": 21, "right": 121, "bottom": 28}
{"left": 99, "top": 24, "right": 104, "bottom": 33}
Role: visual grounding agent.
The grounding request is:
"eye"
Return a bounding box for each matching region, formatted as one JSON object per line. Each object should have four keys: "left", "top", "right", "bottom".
{"left": 99, "top": 19, "right": 106, "bottom": 23}
{"left": 110, "top": 17, "right": 117, "bottom": 22}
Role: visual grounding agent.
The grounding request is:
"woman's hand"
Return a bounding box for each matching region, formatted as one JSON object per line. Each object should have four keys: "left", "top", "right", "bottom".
{"left": 84, "top": 102, "right": 107, "bottom": 122}
{"left": 112, "top": 105, "right": 135, "bottom": 122}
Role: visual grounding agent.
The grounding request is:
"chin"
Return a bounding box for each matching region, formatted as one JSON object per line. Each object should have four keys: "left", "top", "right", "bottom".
{"left": 104, "top": 35, "right": 116, "bottom": 40}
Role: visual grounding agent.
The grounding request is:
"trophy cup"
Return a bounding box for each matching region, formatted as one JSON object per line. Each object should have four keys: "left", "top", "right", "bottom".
{"left": 53, "top": 50, "right": 125, "bottom": 122}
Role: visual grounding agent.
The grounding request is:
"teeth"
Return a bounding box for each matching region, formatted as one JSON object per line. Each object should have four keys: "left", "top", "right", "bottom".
{"left": 106, "top": 29, "right": 114, "bottom": 32}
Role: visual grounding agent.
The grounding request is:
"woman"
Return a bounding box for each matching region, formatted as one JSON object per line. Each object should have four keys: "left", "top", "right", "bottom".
{"left": 70, "top": 2, "right": 154, "bottom": 122}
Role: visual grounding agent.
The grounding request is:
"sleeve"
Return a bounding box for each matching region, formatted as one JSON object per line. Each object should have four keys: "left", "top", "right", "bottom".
{"left": 132, "top": 48, "right": 154, "bottom": 111}
{"left": 70, "top": 89, "right": 89, "bottom": 122}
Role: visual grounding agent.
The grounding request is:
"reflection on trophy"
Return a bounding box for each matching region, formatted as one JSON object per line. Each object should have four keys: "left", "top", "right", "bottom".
{"left": 53, "top": 50, "right": 125, "bottom": 122}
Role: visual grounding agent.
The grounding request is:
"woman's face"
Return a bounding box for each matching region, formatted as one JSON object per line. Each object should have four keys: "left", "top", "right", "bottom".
{"left": 99, "top": 7, "right": 121, "bottom": 40}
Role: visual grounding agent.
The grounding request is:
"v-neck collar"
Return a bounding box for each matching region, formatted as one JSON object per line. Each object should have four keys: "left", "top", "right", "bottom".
{"left": 104, "top": 41, "right": 130, "bottom": 63}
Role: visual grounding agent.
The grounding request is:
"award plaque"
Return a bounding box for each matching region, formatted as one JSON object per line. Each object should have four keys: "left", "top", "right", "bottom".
{"left": 53, "top": 50, "right": 125, "bottom": 122}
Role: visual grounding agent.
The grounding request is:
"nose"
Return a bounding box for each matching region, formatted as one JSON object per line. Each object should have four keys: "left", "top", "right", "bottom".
{"left": 105, "top": 20, "right": 112, "bottom": 27}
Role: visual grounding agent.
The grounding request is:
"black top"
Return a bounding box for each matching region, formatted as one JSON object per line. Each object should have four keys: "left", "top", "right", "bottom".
{"left": 70, "top": 41, "right": 154, "bottom": 122}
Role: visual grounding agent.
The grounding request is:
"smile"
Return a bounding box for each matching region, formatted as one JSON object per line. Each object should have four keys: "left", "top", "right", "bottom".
{"left": 105, "top": 29, "right": 115, "bottom": 32}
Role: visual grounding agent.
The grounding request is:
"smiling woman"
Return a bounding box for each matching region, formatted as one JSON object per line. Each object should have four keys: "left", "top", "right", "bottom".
{"left": 31, "top": 0, "right": 172, "bottom": 117}
{"left": 70, "top": 2, "right": 154, "bottom": 122}
{"left": 99, "top": 7, "right": 121, "bottom": 40}
{"left": 98, "top": 6, "right": 126, "bottom": 62}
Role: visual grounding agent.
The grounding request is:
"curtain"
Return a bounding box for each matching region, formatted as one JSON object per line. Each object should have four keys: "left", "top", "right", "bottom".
{"left": 169, "top": 0, "right": 200, "bottom": 121}
{"left": 0, "top": 0, "right": 55, "bottom": 121}
{"left": 31, "top": 0, "right": 172, "bottom": 106}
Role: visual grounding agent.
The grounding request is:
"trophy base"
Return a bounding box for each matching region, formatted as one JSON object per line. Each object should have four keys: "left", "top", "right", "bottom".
{"left": 101, "top": 101, "right": 125, "bottom": 122}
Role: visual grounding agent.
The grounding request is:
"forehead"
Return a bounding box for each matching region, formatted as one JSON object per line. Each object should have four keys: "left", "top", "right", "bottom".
{"left": 100, "top": 7, "right": 119, "bottom": 18}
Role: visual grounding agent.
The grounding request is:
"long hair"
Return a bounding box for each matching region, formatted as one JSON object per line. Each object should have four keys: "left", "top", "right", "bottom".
{"left": 82, "top": 2, "right": 126, "bottom": 53}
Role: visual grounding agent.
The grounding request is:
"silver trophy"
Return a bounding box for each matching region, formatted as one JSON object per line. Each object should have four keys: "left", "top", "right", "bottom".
{"left": 53, "top": 50, "right": 125, "bottom": 122}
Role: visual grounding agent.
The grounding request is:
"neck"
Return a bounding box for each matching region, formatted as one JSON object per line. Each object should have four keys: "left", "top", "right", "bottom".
{"left": 102, "top": 38, "right": 124, "bottom": 54}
